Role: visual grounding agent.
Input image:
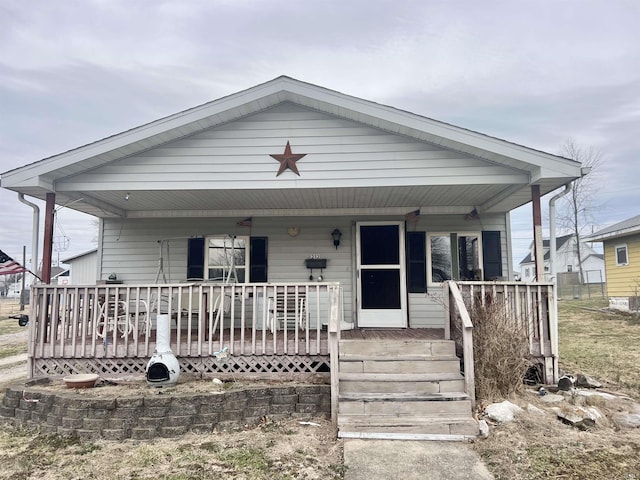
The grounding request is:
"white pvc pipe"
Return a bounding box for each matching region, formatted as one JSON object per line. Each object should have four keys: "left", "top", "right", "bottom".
{"left": 155, "top": 314, "right": 171, "bottom": 353}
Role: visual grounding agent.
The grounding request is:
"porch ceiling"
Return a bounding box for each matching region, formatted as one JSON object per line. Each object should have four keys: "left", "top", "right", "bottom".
{"left": 9, "top": 181, "right": 561, "bottom": 219}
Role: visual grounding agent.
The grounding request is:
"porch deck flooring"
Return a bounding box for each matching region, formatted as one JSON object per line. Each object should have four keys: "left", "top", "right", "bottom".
{"left": 340, "top": 328, "right": 444, "bottom": 340}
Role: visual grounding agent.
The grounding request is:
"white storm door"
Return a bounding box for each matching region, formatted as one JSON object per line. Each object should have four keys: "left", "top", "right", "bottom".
{"left": 356, "top": 222, "right": 407, "bottom": 328}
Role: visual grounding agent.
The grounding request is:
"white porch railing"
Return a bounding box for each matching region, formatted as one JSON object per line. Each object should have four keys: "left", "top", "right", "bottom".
{"left": 444, "top": 281, "right": 559, "bottom": 386}
{"left": 28, "top": 282, "right": 342, "bottom": 379}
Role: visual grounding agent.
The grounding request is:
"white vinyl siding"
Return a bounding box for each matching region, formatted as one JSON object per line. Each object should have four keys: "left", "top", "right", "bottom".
{"left": 65, "top": 251, "right": 98, "bottom": 285}
{"left": 100, "top": 212, "right": 509, "bottom": 329}
{"left": 100, "top": 215, "right": 356, "bottom": 323}
{"left": 57, "top": 103, "right": 529, "bottom": 192}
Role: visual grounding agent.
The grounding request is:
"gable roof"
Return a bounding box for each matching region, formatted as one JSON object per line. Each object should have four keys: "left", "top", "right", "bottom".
{"left": 61, "top": 249, "right": 98, "bottom": 264}
{"left": 1, "top": 76, "right": 584, "bottom": 218}
{"left": 519, "top": 234, "right": 581, "bottom": 264}
{"left": 585, "top": 214, "right": 640, "bottom": 241}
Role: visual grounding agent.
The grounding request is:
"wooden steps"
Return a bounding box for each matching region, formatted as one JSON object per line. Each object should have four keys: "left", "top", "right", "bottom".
{"left": 337, "top": 338, "right": 478, "bottom": 440}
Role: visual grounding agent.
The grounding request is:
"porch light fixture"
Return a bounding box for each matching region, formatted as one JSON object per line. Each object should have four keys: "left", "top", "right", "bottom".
{"left": 124, "top": 192, "right": 130, "bottom": 201}
{"left": 331, "top": 228, "right": 342, "bottom": 249}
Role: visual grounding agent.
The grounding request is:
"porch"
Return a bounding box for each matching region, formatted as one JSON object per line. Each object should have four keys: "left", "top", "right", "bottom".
{"left": 28, "top": 282, "right": 342, "bottom": 379}
{"left": 27, "top": 279, "right": 557, "bottom": 386}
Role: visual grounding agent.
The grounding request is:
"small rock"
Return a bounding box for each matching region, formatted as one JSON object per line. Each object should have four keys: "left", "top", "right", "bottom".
{"left": 575, "top": 374, "right": 602, "bottom": 389}
{"left": 478, "top": 419, "right": 490, "bottom": 438}
{"left": 212, "top": 378, "right": 223, "bottom": 384}
{"left": 556, "top": 405, "right": 597, "bottom": 430}
{"left": 573, "top": 389, "right": 616, "bottom": 401}
{"left": 485, "top": 400, "right": 523, "bottom": 423}
{"left": 540, "top": 393, "right": 565, "bottom": 404}
{"left": 526, "top": 403, "right": 546, "bottom": 415}
{"left": 613, "top": 413, "right": 640, "bottom": 429}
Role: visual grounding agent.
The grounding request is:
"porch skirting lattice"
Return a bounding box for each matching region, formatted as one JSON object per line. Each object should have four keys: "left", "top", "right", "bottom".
{"left": 32, "top": 355, "right": 330, "bottom": 378}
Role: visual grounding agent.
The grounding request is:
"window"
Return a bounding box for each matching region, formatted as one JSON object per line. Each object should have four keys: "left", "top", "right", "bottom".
{"left": 524, "top": 267, "right": 530, "bottom": 278}
{"left": 206, "top": 236, "right": 247, "bottom": 282}
{"left": 567, "top": 265, "right": 572, "bottom": 272}
{"left": 616, "top": 244, "right": 629, "bottom": 266}
{"left": 187, "top": 236, "right": 267, "bottom": 283}
{"left": 427, "top": 232, "right": 482, "bottom": 284}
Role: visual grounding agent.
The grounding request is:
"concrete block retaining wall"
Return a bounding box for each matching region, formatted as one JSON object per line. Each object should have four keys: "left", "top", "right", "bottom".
{"left": 0, "top": 383, "right": 331, "bottom": 441}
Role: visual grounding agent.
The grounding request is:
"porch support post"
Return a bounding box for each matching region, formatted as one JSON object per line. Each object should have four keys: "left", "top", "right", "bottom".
{"left": 42, "top": 192, "right": 56, "bottom": 284}
{"left": 531, "top": 185, "right": 544, "bottom": 281}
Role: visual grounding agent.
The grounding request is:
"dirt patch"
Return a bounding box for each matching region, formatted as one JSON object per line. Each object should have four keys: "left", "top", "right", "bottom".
{"left": 34, "top": 375, "right": 316, "bottom": 397}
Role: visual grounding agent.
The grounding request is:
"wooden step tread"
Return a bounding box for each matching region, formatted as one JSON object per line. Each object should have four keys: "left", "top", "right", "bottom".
{"left": 337, "top": 432, "right": 477, "bottom": 441}
{"left": 338, "top": 415, "right": 476, "bottom": 426}
{"left": 339, "top": 354, "right": 460, "bottom": 362}
{"left": 339, "top": 338, "right": 453, "bottom": 343}
{"left": 339, "top": 392, "right": 470, "bottom": 402}
{"left": 339, "top": 372, "right": 463, "bottom": 382}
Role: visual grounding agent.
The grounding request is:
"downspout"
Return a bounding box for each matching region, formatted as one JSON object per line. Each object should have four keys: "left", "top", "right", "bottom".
{"left": 548, "top": 182, "right": 572, "bottom": 385}
{"left": 548, "top": 183, "right": 572, "bottom": 280}
{"left": 17, "top": 194, "right": 40, "bottom": 281}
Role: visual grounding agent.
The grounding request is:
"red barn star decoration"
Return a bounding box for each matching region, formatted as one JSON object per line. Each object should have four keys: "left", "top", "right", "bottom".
{"left": 270, "top": 141, "right": 307, "bottom": 176}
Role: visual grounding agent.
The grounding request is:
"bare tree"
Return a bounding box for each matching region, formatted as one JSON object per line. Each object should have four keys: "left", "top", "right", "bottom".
{"left": 557, "top": 139, "right": 602, "bottom": 284}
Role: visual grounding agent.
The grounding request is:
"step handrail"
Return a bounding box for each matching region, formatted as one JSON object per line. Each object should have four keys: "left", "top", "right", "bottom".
{"left": 444, "top": 281, "right": 476, "bottom": 407}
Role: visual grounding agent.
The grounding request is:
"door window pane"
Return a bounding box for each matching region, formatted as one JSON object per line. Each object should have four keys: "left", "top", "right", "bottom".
{"left": 361, "top": 269, "right": 401, "bottom": 309}
{"left": 360, "top": 225, "right": 399, "bottom": 265}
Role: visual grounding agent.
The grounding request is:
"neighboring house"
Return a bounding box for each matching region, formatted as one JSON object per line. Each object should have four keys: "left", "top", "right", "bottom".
{"left": 585, "top": 215, "right": 640, "bottom": 312}
{"left": 0, "top": 76, "right": 585, "bottom": 438}
{"left": 519, "top": 234, "right": 605, "bottom": 283}
{"left": 60, "top": 249, "right": 98, "bottom": 285}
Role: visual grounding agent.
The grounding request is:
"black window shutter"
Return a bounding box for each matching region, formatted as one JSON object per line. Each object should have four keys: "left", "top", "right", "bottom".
{"left": 482, "top": 231, "right": 503, "bottom": 280}
{"left": 187, "top": 237, "right": 205, "bottom": 280}
{"left": 250, "top": 237, "right": 268, "bottom": 283}
{"left": 406, "top": 231, "right": 427, "bottom": 293}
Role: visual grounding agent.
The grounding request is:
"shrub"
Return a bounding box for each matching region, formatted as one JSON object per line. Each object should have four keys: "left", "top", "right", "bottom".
{"left": 468, "top": 299, "right": 533, "bottom": 401}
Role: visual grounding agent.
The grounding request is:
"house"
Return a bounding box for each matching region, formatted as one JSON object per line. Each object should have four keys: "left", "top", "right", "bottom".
{"left": 0, "top": 76, "right": 585, "bottom": 439}
{"left": 60, "top": 249, "right": 98, "bottom": 285}
{"left": 585, "top": 214, "right": 640, "bottom": 312}
{"left": 519, "top": 234, "right": 605, "bottom": 283}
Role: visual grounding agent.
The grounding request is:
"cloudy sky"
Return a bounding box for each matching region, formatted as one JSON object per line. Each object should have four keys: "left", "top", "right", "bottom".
{"left": 1, "top": 0, "right": 639, "bottom": 272}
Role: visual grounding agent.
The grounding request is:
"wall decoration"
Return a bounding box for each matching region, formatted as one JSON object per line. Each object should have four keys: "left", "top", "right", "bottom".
{"left": 270, "top": 141, "right": 307, "bottom": 176}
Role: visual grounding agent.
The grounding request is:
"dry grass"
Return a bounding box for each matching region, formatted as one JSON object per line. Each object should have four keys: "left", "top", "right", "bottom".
{"left": 0, "top": 417, "right": 343, "bottom": 480}
{"left": 0, "top": 311, "right": 28, "bottom": 336}
{"left": 558, "top": 299, "right": 640, "bottom": 397}
{"left": 473, "top": 298, "right": 640, "bottom": 480}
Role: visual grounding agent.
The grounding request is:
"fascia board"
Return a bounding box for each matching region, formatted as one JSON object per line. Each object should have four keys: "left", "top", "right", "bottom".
{"left": 585, "top": 226, "right": 640, "bottom": 242}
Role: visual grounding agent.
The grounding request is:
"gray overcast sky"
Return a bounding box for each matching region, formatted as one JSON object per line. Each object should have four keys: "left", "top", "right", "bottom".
{"left": 1, "top": 0, "right": 639, "bottom": 270}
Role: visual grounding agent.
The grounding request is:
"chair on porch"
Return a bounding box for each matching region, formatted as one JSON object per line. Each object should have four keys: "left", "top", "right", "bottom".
{"left": 96, "top": 297, "right": 131, "bottom": 339}
{"left": 268, "top": 290, "right": 307, "bottom": 332}
{"left": 96, "top": 295, "right": 150, "bottom": 339}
